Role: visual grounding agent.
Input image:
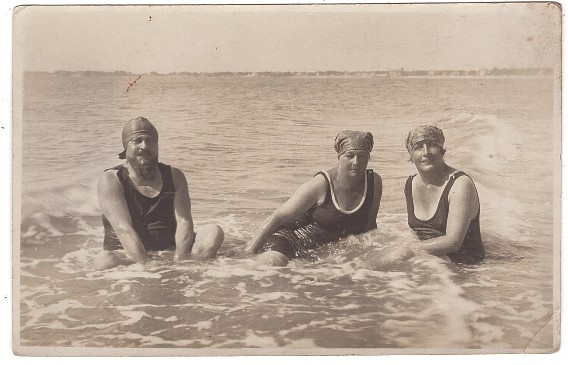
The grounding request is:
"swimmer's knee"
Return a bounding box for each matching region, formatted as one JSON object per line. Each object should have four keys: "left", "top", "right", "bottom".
{"left": 256, "top": 251, "right": 289, "bottom": 267}
{"left": 210, "top": 224, "right": 225, "bottom": 245}
{"left": 193, "top": 224, "right": 224, "bottom": 258}
{"left": 94, "top": 250, "right": 114, "bottom": 261}
{"left": 94, "top": 250, "right": 122, "bottom": 271}
{"left": 200, "top": 224, "right": 224, "bottom": 245}
{"left": 365, "top": 246, "right": 414, "bottom": 272}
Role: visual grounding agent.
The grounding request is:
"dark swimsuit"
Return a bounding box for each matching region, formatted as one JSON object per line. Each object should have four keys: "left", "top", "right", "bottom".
{"left": 261, "top": 169, "right": 376, "bottom": 259}
{"left": 102, "top": 162, "right": 177, "bottom": 251}
{"left": 404, "top": 171, "right": 485, "bottom": 264}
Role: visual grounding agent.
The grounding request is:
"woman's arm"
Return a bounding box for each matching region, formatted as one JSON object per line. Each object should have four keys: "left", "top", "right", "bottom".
{"left": 365, "top": 172, "right": 383, "bottom": 231}
{"left": 245, "top": 174, "right": 327, "bottom": 253}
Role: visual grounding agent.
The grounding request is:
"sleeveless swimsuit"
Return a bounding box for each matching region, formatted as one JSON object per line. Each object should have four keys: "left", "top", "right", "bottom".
{"left": 102, "top": 162, "right": 177, "bottom": 251}
{"left": 261, "top": 169, "right": 375, "bottom": 259}
{"left": 404, "top": 171, "right": 485, "bottom": 264}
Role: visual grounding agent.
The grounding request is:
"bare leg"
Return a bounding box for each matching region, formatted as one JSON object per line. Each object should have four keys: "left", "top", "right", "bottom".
{"left": 255, "top": 250, "right": 290, "bottom": 266}
{"left": 439, "top": 254, "right": 451, "bottom": 262}
{"left": 93, "top": 250, "right": 133, "bottom": 270}
{"left": 365, "top": 246, "right": 415, "bottom": 271}
{"left": 191, "top": 224, "right": 224, "bottom": 258}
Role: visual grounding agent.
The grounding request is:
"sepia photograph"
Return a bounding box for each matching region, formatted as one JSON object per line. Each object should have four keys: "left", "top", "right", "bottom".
{"left": 9, "top": 1, "right": 562, "bottom": 357}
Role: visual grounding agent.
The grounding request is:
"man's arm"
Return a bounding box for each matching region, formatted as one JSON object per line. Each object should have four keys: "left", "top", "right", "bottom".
{"left": 97, "top": 170, "right": 149, "bottom": 263}
{"left": 171, "top": 167, "right": 196, "bottom": 261}
{"left": 365, "top": 172, "right": 383, "bottom": 231}
{"left": 405, "top": 176, "right": 479, "bottom": 255}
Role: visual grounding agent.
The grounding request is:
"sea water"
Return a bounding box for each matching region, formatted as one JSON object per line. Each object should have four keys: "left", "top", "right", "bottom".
{"left": 17, "top": 73, "right": 557, "bottom": 351}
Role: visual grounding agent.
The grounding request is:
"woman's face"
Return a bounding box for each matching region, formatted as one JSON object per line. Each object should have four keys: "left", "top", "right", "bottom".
{"left": 409, "top": 140, "right": 445, "bottom": 173}
{"left": 338, "top": 150, "right": 369, "bottom": 177}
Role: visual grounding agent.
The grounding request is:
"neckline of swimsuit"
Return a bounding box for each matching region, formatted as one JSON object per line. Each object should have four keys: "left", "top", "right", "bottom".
{"left": 411, "top": 170, "right": 461, "bottom": 222}
{"left": 321, "top": 170, "right": 368, "bottom": 215}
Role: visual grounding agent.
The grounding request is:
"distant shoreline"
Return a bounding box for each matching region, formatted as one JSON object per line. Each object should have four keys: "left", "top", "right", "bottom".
{"left": 24, "top": 69, "right": 554, "bottom": 79}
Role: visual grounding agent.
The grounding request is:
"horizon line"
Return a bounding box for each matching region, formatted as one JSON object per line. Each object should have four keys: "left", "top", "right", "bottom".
{"left": 25, "top": 67, "right": 554, "bottom": 75}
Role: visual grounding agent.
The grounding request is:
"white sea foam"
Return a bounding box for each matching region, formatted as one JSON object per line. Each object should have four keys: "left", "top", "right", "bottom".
{"left": 241, "top": 329, "right": 280, "bottom": 348}
{"left": 283, "top": 337, "right": 318, "bottom": 348}
{"left": 188, "top": 320, "right": 214, "bottom": 330}
{"left": 21, "top": 299, "right": 87, "bottom": 329}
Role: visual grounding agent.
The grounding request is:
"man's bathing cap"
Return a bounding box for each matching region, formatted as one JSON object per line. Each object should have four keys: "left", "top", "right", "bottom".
{"left": 334, "top": 130, "right": 374, "bottom": 156}
{"left": 118, "top": 117, "right": 158, "bottom": 159}
{"left": 405, "top": 125, "right": 445, "bottom": 153}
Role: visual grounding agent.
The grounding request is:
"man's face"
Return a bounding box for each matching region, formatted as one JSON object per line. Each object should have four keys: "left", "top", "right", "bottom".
{"left": 125, "top": 134, "right": 159, "bottom": 180}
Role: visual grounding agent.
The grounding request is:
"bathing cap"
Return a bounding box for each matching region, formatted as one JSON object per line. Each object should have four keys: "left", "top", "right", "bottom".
{"left": 118, "top": 117, "right": 158, "bottom": 159}
{"left": 334, "top": 130, "right": 374, "bottom": 156}
{"left": 405, "top": 125, "right": 444, "bottom": 153}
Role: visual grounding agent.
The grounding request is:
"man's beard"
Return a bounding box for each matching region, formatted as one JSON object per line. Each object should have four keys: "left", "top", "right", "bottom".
{"left": 128, "top": 153, "right": 158, "bottom": 181}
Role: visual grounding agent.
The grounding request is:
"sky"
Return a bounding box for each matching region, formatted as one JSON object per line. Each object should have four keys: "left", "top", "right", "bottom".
{"left": 11, "top": 1, "right": 561, "bottom": 74}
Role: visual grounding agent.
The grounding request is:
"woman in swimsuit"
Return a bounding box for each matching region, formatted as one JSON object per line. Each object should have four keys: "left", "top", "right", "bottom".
{"left": 372, "top": 125, "right": 484, "bottom": 269}
{"left": 245, "top": 130, "right": 383, "bottom": 266}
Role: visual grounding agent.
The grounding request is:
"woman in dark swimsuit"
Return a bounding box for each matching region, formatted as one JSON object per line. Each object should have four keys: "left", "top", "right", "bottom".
{"left": 245, "top": 130, "right": 383, "bottom": 266}
{"left": 373, "top": 125, "right": 484, "bottom": 269}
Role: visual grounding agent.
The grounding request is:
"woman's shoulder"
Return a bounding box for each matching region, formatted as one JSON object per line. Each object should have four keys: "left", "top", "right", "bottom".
{"left": 447, "top": 170, "right": 480, "bottom": 214}
{"left": 448, "top": 170, "right": 478, "bottom": 197}
{"left": 320, "top": 167, "right": 337, "bottom": 177}
{"left": 370, "top": 170, "right": 382, "bottom": 180}
{"left": 369, "top": 170, "right": 382, "bottom": 189}
{"left": 449, "top": 168, "right": 475, "bottom": 185}
{"left": 290, "top": 171, "right": 330, "bottom": 205}
{"left": 302, "top": 170, "right": 329, "bottom": 191}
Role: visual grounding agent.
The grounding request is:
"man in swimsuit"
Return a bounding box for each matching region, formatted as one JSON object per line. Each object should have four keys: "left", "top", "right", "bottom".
{"left": 370, "top": 125, "right": 484, "bottom": 269}
{"left": 246, "top": 130, "right": 382, "bottom": 266}
{"left": 93, "top": 117, "right": 224, "bottom": 270}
